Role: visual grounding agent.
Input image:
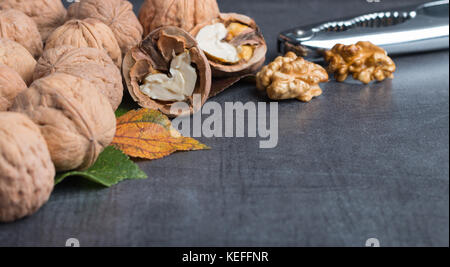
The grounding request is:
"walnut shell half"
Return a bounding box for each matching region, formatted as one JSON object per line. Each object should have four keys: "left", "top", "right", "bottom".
{"left": 0, "top": 9, "right": 43, "bottom": 59}
{"left": 123, "top": 26, "right": 211, "bottom": 117}
{"left": 0, "top": 38, "right": 37, "bottom": 86}
{"left": 139, "top": 0, "right": 220, "bottom": 38}
{"left": 0, "top": 0, "right": 67, "bottom": 42}
{"left": 0, "top": 64, "right": 27, "bottom": 111}
{"left": 34, "top": 46, "right": 123, "bottom": 111}
{"left": 45, "top": 18, "right": 122, "bottom": 68}
{"left": 11, "top": 73, "right": 116, "bottom": 172}
{"left": 0, "top": 112, "right": 55, "bottom": 223}
{"left": 67, "top": 0, "right": 143, "bottom": 56}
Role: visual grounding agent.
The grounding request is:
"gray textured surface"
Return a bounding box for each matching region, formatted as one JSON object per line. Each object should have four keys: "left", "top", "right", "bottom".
{"left": 0, "top": 0, "right": 448, "bottom": 247}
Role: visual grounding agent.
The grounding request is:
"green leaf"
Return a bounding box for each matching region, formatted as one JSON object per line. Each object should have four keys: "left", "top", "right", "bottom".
{"left": 55, "top": 146, "right": 148, "bottom": 187}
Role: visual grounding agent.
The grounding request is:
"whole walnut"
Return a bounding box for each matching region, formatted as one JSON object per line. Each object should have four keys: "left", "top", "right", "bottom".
{"left": 0, "top": 112, "right": 55, "bottom": 223}
{"left": 34, "top": 46, "right": 123, "bottom": 111}
{"left": 45, "top": 19, "right": 122, "bottom": 67}
{"left": 0, "top": 0, "right": 67, "bottom": 42}
{"left": 0, "top": 9, "right": 43, "bottom": 59}
{"left": 11, "top": 73, "right": 117, "bottom": 172}
{"left": 139, "top": 0, "right": 220, "bottom": 37}
{"left": 67, "top": 0, "right": 143, "bottom": 56}
{"left": 0, "top": 38, "right": 37, "bottom": 86}
{"left": 0, "top": 64, "right": 27, "bottom": 111}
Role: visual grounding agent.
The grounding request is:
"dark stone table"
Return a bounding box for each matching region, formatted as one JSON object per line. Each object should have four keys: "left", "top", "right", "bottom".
{"left": 0, "top": 0, "right": 448, "bottom": 247}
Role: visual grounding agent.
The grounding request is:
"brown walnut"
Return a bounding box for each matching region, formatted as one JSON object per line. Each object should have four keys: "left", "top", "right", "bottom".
{"left": 0, "top": 112, "right": 55, "bottom": 223}
{"left": 123, "top": 26, "right": 211, "bottom": 117}
{"left": 0, "top": 38, "right": 37, "bottom": 86}
{"left": 256, "top": 52, "right": 329, "bottom": 102}
{"left": 139, "top": 0, "right": 220, "bottom": 37}
{"left": 0, "top": 9, "right": 43, "bottom": 59}
{"left": 0, "top": 0, "right": 67, "bottom": 42}
{"left": 11, "top": 73, "right": 116, "bottom": 172}
{"left": 324, "top": 41, "right": 396, "bottom": 84}
{"left": 67, "top": 0, "right": 143, "bottom": 56}
{"left": 0, "top": 64, "right": 27, "bottom": 111}
{"left": 45, "top": 18, "right": 122, "bottom": 67}
{"left": 34, "top": 46, "right": 123, "bottom": 111}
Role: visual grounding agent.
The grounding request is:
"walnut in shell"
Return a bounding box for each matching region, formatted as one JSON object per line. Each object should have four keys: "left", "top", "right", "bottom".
{"left": 11, "top": 73, "right": 116, "bottom": 172}
{"left": 123, "top": 26, "right": 211, "bottom": 117}
{"left": 0, "top": 38, "right": 37, "bottom": 86}
{"left": 0, "top": 64, "right": 27, "bottom": 111}
{"left": 0, "top": 112, "right": 55, "bottom": 223}
{"left": 256, "top": 52, "right": 329, "bottom": 102}
{"left": 0, "top": 0, "right": 67, "bottom": 42}
{"left": 45, "top": 18, "right": 122, "bottom": 67}
{"left": 139, "top": 0, "right": 220, "bottom": 37}
{"left": 324, "top": 41, "right": 396, "bottom": 84}
{"left": 191, "top": 13, "right": 267, "bottom": 96}
{"left": 0, "top": 9, "right": 43, "bottom": 59}
{"left": 34, "top": 46, "right": 123, "bottom": 111}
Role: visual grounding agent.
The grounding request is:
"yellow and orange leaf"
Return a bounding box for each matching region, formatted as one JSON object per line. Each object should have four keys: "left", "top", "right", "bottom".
{"left": 112, "top": 109, "right": 209, "bottom": 159}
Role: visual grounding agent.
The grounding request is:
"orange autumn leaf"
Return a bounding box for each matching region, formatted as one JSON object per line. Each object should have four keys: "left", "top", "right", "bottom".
{"left": 112, "top": 109, "right": 209, "bottom": 159}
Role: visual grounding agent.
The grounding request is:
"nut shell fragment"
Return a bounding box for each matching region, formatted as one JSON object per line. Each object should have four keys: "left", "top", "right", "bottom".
{"left": 34, "top": 46, "right": 123, "bottom": 111}
{"left": 11, "top": 73, "right": 116, "bottom": 172}
{"left": 0, "top": 38, "right": 37, "bottom": 86}
{"left": 0, "top": 112, "right": 55, "bottom": 223}
{"left": 324, "top": 41, "right": 396, "bottom": 84}
{"left": 45, "top": 19, "right": 122, "bottom": 67}
{"left": 256, "top": 52, "right": 329, "bottom": 102}
{"left": 0, "top": 64, "right": 27, "bottom": 111}
{"left": 123, "top": 26, "right": 211, "bottom": 117}
{"left": 0, "top": 9, "right": 43, "bottom": 59}
{"left": 67, "top": 0, "right": 143, "bottom": 56}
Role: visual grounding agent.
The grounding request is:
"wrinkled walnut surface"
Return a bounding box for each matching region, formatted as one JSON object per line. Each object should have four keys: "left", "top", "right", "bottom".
{"left": 67, "top": 0, "right": 143, "bottom": 56}
{"left": 123, "top": 26, "right": 211, "bottom": 117}
{"left": 0, "top": 38, "right": 37, "bottom": 86}
{"left": 256, "top": 52, "right": 329, "bottom": 102}
{"left": 139, "top": 0, "right": 220, "bottom": 37}
{"left": 0, "top": 0, "right": 67, "bottom": 41}
{"left": 34, "top": 46, "right": 123, "bottom": 111}
{"left": 0, "top": 64, "right": 27, "bottom": 111}
{"left": 11, "top": 73, "right": 116, "bottom": 172}
{"left": 45, "top": 18, "right": 122, "bottom": 68}
{"left": 324, "top": 41, "right": 396, "bottom": 84}
{"left": 0, "top": 112, "right": 55, "bottom": 223}
{"left": 0, "top": 9, "right": 43, "bottom": 59}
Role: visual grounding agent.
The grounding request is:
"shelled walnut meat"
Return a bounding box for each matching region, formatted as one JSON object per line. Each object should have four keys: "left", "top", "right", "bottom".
{"left": 139, "top": 0, "right": 220, "bottom": 37}
{"left": 34, "top": 46, "right": 123, "bottom": 111}
{"left": 0, "top": 38, "right": 36, "bottom": 86}
{"left": 11, "top": 73, "right": 117, "bottom": 172}
{"left": 324, "top": 41, "right": 396, "bottom": 84}
{"left": 0, "top": 9, "right": 43, "bottom": 59}
{"left": 45, "top": 18, "right": 122, "bottom": 67}
{"left": 0, "top": 112, "right": 55, "bottom": 223}
{"left": 0, "top": 0, "right": 67, "bottom": 42}
{"left": 256, "top": 52, "right": 329, "bottom": 102}
{"left": 67, "top": 0, "right": 143, "bottom": 56}
{"left": 123, "top": 26, "right": 211, "bottom": 117}
{"left": 0, "top": 64, "right": 27, "bottom": 111}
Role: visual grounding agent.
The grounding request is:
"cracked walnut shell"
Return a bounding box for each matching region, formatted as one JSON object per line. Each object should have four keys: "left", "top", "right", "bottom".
{"left": 67, "top": 0, "right": 143, "bottom": 56}
{"left": 0, "top": 0, "right": 67, "bottom": 42}
{"left": 0, "top": 64, "right": 27, "bottom": 111}
{"left": 45, "top": 18, "right": 122, "bottom": 68}
{"left": 256, "top": 52, "right": 329, "bottom": 102}
{"left": 0, "top": 38, "right": 37, "bottom": 86}
{"left": 0, "top": 9, "right": 43, "bottom": 59}
{"left": 11, "top": 73, "right": 116, "bottom": 172}
{"left": 34, "top": 46, "right": 123, "bottom": 111}
{"left": 0, "top": 112, "right": 55, "bottom": 222}
{"left": 324, "top": 41, "right": 396, "bottom": 84}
